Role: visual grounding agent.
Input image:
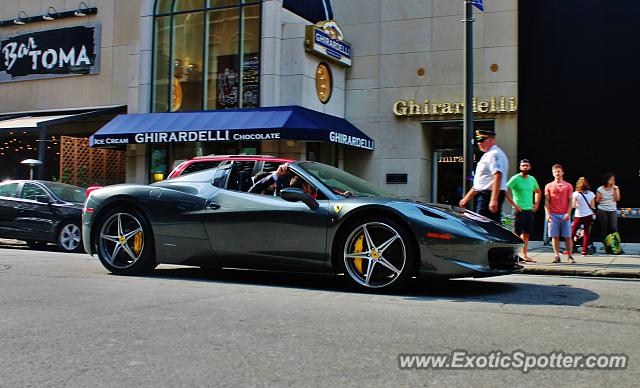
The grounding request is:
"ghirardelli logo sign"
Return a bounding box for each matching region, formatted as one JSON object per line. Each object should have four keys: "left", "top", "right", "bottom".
{"left": 305, "top": 20, "right": 352, "bottom": 67}
{"left": 0, "top": 24, "right": 100, "bottom": 82}
{"left": 319, "top": 21, "right": 344, "bottom": 41}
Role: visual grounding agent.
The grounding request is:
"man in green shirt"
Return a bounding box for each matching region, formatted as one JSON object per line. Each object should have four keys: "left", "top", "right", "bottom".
{"left": 505, "top": 159, "right": 541, "bottom": 262}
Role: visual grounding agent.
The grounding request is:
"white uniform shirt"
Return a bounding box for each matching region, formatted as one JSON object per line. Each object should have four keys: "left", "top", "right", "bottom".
{"left": 473, "top": 144, "right": 508, "bottom": 191}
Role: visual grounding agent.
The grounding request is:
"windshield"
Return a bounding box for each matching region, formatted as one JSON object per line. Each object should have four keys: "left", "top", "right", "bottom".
{"left": 298, "top": 162, "right": 392, "bottom": 198}
{"left": 41, "top": 182, "right": 85, "bottom": 203}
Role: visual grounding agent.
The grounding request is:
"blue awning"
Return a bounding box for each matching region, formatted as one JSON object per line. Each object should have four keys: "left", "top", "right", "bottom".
{"left": 90, "top": 105, "right": 374, "bottom": 150}
{"left": 283, "top": 0, "right": 333, "bottom": 23}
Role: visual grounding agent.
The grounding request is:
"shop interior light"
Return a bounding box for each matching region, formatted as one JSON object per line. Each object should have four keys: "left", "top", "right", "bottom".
{"left": 13, "top": 10, "right": 28, "bottom": 25}
{"left": 74, "top": 2, "right": 89, "bottom": 17}
{"left": 42, "top": 7, "right": 57, "bottom": 21}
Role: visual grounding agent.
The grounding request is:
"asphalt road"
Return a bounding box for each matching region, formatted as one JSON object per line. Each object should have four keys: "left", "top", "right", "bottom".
{"left": 1, "top": 244, "right": 639, "bottom": 387}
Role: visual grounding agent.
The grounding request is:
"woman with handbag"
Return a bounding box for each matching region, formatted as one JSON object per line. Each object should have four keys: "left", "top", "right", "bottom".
{"left": 596, "top": 173, "right": 621, "bottom": 248}
{"left": 571, "top": 177, "right": 596, "bottom": 256}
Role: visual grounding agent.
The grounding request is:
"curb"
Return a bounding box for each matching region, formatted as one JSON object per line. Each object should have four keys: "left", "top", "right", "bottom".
{"left": 522, "top": 267, "right": 640, "bottom": 278}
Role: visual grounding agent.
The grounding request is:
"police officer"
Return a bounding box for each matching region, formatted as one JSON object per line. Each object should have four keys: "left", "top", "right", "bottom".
{"left": 459, "top": 129, "right": 509, "bottom": 223}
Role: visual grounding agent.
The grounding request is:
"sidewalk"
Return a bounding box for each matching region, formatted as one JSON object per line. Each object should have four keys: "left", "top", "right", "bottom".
{"left": 520, "top": 241, "right": 640, "bottom": 278}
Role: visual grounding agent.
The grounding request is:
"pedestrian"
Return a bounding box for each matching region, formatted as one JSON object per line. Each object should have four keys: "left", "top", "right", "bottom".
{"left": 544, "top": 164, "right": 574, "bottom": 263}
{"left": 459, "top": 129, "right": 509, "bottom": 224}
{"left": 596, "top": 172, "right": 621, "bottom": 245}
{"left": 505, "top": 159, "right": 541, "bottom": 262}
{"left": 571, "top": 177, "right": 596, "bottom": 256}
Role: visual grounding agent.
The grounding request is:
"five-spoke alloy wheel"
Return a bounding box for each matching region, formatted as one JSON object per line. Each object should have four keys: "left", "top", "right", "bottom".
{"left": 341, "top": 218, "right": 416, "bottom": 290}
{"left": 96, "top": 208, "right": 156, "bottom": 275}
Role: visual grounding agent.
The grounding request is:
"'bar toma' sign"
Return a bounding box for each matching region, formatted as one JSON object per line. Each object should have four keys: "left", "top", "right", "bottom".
{"left": 0, "top": 24, "right": 100, "bottom": 83}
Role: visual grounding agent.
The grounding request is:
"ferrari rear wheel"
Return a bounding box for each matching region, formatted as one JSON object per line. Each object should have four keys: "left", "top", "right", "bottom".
{"left": 96, "top": 208, "right": 156, "bottom": 275}
{"left": 341, "top": 218, "right": 416, "bottom": 290}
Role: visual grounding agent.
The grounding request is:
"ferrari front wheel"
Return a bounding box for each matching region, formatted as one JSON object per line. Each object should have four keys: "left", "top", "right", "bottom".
{"left": 95, "top": 208, "right": 156, "bottom": 275}
{"left": 341, "top": 218, "right": 416, "bottom": 291}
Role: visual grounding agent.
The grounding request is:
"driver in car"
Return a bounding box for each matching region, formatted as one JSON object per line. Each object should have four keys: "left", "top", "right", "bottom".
{"left": 250, "top": 164, "right": 317, "bottom": 198}
{"left": 249, "top": 164, "right": 291, "bottom": 195}
{"left": 289, "top": 175, "right": 316, "bottom": 197}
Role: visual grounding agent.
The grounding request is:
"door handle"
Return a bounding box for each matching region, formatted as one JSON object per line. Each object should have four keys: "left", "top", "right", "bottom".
{"left": 206, "top": 202, "right": 221, "bottom": 210}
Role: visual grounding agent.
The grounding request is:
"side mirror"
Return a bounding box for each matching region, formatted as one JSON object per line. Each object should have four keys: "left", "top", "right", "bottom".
{"left": 36, "top": 195, "right": 51, "bottom": 204}
{"left": 281, "top": 187, "right": 319, "bottom": 210}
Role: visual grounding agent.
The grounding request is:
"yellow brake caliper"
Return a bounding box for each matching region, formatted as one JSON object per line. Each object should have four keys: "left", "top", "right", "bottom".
{"left": 132, "top": 232, "right": 143, "bottom": 256}
{"left": 353, "top": 234, "right": 365, "bottom": 274}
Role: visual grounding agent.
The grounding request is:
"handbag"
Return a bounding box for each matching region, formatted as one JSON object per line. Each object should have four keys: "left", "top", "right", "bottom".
{"left": 579, "top": 191, "right": 596, "bottom": 219}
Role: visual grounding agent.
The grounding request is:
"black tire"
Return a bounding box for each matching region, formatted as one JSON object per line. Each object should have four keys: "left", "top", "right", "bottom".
{"left": 57, "top": 221, "right": 83, "bottom": 253}
{"left": 94, "top": 207, "right": 156, "bottom": 275}
{"left": 337, "top": 216, "right": 417, "bottom": 291}
{"left": 25, "top": 240, "right": 47, "bottom": 249}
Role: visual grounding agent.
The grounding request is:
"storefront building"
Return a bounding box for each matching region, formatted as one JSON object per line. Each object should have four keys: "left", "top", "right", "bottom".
{"left": 4, "top": 1, "right": 635, "bottom": 239}
{"left": 2, "top": 0, "right": 516, "bottom": 203}
{"left": 334, "top": 1, "right": 518, "bottom": 205}
{"left": 95, "top": 0, "right": 518, "bottom": 206}
{"left": 113, "top": 0, "right": 366, "bottom": 184}
{"left": 0, "top": 0, "right": 136, "bottom": 185}
{"left": 2, "top": 0, "right": 637, "bottom": 240}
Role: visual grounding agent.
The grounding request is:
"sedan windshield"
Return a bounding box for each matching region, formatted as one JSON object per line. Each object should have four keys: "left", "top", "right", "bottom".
{"left": 41, "top": 182, "right": 85, "bottom": 203}
{"left": 298, "top": 162, "right": 392, "bottom": 198}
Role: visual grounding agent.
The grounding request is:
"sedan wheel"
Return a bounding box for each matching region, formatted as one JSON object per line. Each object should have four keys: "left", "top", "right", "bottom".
{"left": 342, "top": 220, "right": 415, "bottom": 290}
{"left": 58, "top": 222, "right": 81, "bottom": 252}
{"left": 96, "top": 209, "right": 156, "bottom": 275}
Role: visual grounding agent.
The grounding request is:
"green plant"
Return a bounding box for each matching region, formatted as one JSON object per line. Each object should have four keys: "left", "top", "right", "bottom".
{"left": 61, "top": 167, "right": 72, "bottom": 184}
{"left": 78, "top": 165, "right": 90, "bottom": 188}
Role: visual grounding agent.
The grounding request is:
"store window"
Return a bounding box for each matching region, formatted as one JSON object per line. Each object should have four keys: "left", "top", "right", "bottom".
{"left": 150, "top": 0, "right": 262, "bottom": 182}
{"left": 152, "top": 0, "right": 261, "bottom": 113}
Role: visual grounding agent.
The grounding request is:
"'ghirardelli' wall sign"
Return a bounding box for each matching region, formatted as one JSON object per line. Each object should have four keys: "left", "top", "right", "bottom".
{"left": 0, "top": 23, "right": 101, "bottom": 83}
{"left": 305, "top": 20, "right": 352, "bottom": 67}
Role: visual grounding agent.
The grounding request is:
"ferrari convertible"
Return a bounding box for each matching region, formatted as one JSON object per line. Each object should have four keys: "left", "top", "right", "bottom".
{"left": 82, "top": 161, "right": 522, "bottom": 290}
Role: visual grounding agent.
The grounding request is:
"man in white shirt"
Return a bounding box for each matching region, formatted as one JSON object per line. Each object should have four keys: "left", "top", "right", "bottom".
{"left": 459, "top": 129, "right": 509, "bottom": 223}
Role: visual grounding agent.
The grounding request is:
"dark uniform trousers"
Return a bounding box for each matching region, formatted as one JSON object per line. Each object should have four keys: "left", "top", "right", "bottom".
{"left": 475, "top": 190, "right": 506, "bottom": 224}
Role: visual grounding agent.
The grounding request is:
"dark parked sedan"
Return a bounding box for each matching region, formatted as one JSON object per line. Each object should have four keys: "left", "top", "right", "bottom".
{"left": 83, "top": 161, "right": 523, "bottom": 291}
{"left": 0, "top": 180, "right": 85, "bottom": 252}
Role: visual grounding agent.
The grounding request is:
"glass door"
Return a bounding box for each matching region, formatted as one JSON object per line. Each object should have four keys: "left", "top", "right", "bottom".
{"left": 426, "top": 120, "right": 494, "bottom": 205}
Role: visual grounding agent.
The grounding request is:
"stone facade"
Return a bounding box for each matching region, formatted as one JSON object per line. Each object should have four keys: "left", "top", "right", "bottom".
{"left": 1, "top": 0, "right": 519, "bottom": 201}
{"left": 334, "top": 0, "right": 518, "bottom": 202}
{"left": 0, "top": 0, "right": 140, "bottom": 112}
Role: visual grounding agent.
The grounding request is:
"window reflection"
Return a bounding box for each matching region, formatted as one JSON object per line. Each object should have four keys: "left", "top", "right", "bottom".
{"left": 242, "top": 5, "right": 260, "bottom": 108}
{"left": 206, "top": 8, "right": 240, "bottom": 109}
{"left": 153, "top": 16, "right": 170, "bottom": 112}
{"left": 174, "top": 0, "right": 205, "bottom": 12}
{"left": 171, "top": 12, "right": 205, "bottom": 111}
{"left": 153, "top": 1, "right": 260, "bottom": 112}
{"left": 156, "top": 0, "right": 172, "bottom": 14}
{"left": 209, "top": 0, "right": 239, "bottom": 7}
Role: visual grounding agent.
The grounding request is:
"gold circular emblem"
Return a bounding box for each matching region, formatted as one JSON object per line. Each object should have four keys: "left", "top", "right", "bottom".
{"left": 315, "top": 62, "right": 332, "bottom": 104}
